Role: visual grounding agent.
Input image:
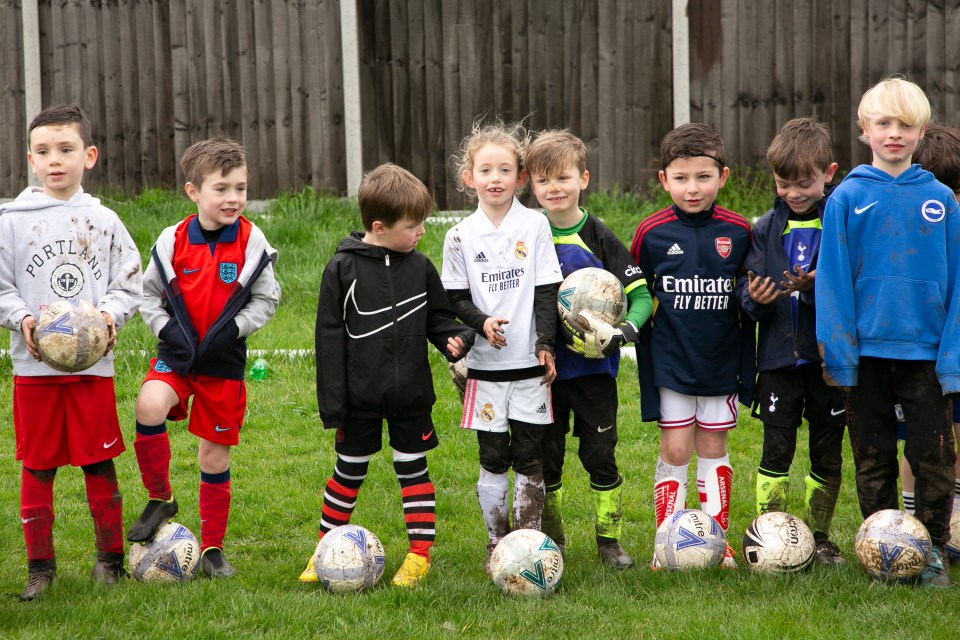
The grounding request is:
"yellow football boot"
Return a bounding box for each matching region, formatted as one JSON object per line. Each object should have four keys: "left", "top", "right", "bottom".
{"left": 391, "top": 552, "right": 430, "bottom": 588}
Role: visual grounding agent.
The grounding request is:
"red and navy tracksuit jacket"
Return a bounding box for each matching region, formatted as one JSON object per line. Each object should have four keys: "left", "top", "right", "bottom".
{"left": 630, "top": 204, "right": 755, "bottom": 422}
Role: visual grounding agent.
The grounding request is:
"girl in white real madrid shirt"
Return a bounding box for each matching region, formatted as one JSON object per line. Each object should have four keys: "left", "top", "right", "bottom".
{"left": 441, "top": 119, "right": 563, "bottom": 573}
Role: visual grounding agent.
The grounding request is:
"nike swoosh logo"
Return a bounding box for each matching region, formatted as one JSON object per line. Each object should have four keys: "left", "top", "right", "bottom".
{"left": 183, "top": 267, "right": 201, "bottom": 274}
{"left": 343, "top": 279, "right": 428, "bottom": 339}
{"left": 103, "top": 438, "right": 118, "bottom": 448}
{"left": 854, "top": 201, "right": 879, "bottom": 215}
{"left": 21, "top": 517, "right": 39, "bottom": 524}
{"left": 421, "top": 430, "right": 434, "bottom": 441}
{"left": 214, "top": 425, "right": 233, "bottom": 432}
{"left": 830, "top": 408, "right": 845, "bottom": 416}
{"left": 597, "top": 424, "right": 615, "bottom": 433}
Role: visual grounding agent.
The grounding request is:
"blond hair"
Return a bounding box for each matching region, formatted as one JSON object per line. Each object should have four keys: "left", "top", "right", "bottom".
{"left": 857, "top": 77, "right": 931, "bottom": 135}
{"left": 452, "top": 117, "right": 530, "bottom": 196}
{"left": 525, "top": 130, "right": 587, "bottom": 178}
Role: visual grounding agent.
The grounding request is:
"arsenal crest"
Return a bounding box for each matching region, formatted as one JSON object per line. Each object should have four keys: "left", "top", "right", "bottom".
{"left": 715, "top": 237, "right": 732, "bottom": 259}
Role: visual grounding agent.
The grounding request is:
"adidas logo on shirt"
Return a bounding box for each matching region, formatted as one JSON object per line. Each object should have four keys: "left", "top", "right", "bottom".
{"left": 667, "top": 243, "right": 684, "bottom": 255}
{"left": 474, "top": 252, "right": 489, "bottom": 263}
{"left": 536, "top": 403, "right": 547, "bottom": 414}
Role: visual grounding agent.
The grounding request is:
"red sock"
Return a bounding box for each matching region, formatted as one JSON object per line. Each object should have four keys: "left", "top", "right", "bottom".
{"left": 402, "top": 482, "right": 436, "bottom": 561}
{"left": 84, "top": 467, "right": 124, "bottom": 555}
{"left": 21, "top": 467, "right": 55, "bottom": 561}
{"left": 199, "top": 470, "right": 231, "bottom": 552}
{"left": 134, "top": 428, "right": 172, "bottom": 501}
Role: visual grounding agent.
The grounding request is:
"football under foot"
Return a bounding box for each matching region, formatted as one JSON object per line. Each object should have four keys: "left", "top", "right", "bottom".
{"left": 597, "top": 537, "right": 635, "bottom": 569}
{"left": 127, "top": 498, "right": 179, "bottom": 543}
{"left": 200, "top": 547, "right": 237, "bottom": 578}
{"left": 392, "top": 552, "right": 430, "bottom": 588}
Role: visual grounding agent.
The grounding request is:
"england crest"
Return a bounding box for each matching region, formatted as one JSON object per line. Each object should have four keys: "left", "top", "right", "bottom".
{"left": 219, "top": 262, "right": 238, "bottom": 284}
{"left": 715, "top": 237, "right": 732, "bottom": 259}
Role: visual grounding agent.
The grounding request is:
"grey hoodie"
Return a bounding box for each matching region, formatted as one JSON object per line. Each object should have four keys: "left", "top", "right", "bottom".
{"left": 0, "top": 186, "right": 143, "bottom": 376}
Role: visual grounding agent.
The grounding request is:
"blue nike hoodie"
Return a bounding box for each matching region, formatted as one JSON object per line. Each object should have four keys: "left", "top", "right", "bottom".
{"left": 815, "top": 163, "right": 960, "bottom": 392}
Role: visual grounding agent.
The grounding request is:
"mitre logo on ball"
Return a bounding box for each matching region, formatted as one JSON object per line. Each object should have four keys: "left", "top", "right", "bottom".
{"left": 34, "top": 298, "right": 109, "bottom": 372}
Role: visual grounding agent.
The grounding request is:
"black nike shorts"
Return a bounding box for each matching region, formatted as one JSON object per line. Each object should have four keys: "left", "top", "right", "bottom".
{"left": 753, "top": 364, "right": 846, "bottom": 428}
{"left": 334, "top": 414, "right": 438, "bottom": 456}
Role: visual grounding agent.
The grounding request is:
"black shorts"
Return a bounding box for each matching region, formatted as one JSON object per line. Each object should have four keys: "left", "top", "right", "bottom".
{"left": 334, "top": 414, "right": 438, "bottom": 456}
{"left": 550, "top": 375, "right": 619, "bottom": 442}
{"left": 752, "top": 364, "right": 846, "bottom": 428}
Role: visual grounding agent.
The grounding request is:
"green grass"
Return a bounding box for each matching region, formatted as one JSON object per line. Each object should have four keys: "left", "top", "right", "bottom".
{"left": 0, "top": 177, "right": 955, "bottom": 639}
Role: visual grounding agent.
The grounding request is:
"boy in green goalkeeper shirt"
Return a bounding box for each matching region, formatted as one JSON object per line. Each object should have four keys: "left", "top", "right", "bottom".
{"left": 526, "top": 130, "right": 652, "bottom": 568}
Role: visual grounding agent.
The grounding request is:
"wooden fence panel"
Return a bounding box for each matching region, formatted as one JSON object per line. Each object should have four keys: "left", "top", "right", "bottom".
{"left": 1, "top": 0, "right": 25, "bottom": 197}
{"left": 3, "top": 1, "right": 960, "bottom": 204}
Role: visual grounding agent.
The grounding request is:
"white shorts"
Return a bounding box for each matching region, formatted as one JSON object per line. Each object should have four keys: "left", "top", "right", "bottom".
{"left": 460, "top": 377, "right": 553, "bottom": 433}
{"left": 657, "top": 387, "right": 738, "bottom": 431}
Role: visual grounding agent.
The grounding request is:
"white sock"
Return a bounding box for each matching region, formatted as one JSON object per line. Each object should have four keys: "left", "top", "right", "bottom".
{"left": 477, "top": 468, "right": 509, "bottom": 543}
{"left": 654, "top": 458, "right": 688, "bottom": 528}
{"left": 513, "top": 472, "right": 545, "bottom": 531}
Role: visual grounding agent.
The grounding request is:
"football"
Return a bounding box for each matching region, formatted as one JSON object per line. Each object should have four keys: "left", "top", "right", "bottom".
{"left": 313, "top": 524, "right": 386, "bottom": 593}
{"left": 945, "top": 509, "right": 960, "bottom": 563}
{"left": 489, "top": 529, "right": 563, "bottom": 597}
{"left": 557, "top": 267, "right": 626, "bottom": 327}
{"left": 741, "top": 512, "right": 816, "bottom": 573}
{"left": 34, "top": 298, "right": 109, "bottom": 372}
{"left": 128, "top": 521, "right": 201, "bottom": 582}
{"left": 653, "top": 509, "right": 727, "bottom": 570}
{"left": 854, "top": 509, "right": 931, "bottom": 582}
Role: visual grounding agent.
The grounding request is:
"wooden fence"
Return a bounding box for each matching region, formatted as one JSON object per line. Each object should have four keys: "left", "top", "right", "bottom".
{"left": 2, "top": 0, "right": 959, "bottom": 209}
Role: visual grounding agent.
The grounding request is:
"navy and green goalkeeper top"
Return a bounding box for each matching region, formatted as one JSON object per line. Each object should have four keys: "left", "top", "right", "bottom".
{"left": 550, "top": 210, "right": 651, "bottom": 382}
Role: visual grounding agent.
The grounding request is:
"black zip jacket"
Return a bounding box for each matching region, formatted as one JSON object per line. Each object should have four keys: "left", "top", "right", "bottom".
{"left": 739, "top": 186, "right": 834, "bottom": 372}
{"left": 316, "top": 232, "right": 473, "bottom": 428}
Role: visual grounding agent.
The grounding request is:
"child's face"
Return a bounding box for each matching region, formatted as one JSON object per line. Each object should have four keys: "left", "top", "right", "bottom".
{"left": 658, "top": 156, "right": 729, "bottom": 214}
{"left": 185, "top": 166, "right": 248, "bottom": 230}
{"left": 28, "top": 124, "right": 97, "bottom": 201}
{"left": 531, "top": 164, "right": 590, "bottom": 219}
{"left": 367, "top": 216, "right": 426, "bottom": 253}
{"left": 773, "top": 164, "right": 838, "bottom": 215}
{"left": 863, "top": 116, "right": 925, "bottom": 171}
{"left": 462, "top": 143, "right": 526, "bottom": 214}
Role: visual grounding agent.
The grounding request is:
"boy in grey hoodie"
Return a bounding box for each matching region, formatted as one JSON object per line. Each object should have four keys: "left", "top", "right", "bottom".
{"left": 0, "top": 104, "right": 143, "bottom": 601}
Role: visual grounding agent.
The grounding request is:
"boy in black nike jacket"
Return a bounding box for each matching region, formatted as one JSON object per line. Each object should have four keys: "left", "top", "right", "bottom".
{"left": 300, "top": 163, "right": 473, "bottom": 588}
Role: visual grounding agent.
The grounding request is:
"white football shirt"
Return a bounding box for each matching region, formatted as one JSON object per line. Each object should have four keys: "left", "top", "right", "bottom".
{"left": 441, "top": 198, "right": 562, "bottom": 371}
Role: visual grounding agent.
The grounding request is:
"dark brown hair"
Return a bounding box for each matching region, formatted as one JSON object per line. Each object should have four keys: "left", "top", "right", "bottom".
{"left": 358, "top": 163, "right": 433, "bottom": 230}
{"left": 660, "top": 123, "right": 726, "bottom": 172}
{"left": 914, "top": 122, "right": 960, "bottom": 193}
{"left": 29, "top": 104, "right": 93, "bottom": 148}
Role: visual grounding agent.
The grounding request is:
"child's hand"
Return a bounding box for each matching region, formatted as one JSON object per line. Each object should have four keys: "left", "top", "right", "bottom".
{"left": 20, "top": 315, "right": 41, "bottom": 361}
{"left": 538, "top": 349, "right": 556, "bottom": 385}
{"left": 747, "top": 271, "right": 781, "bottom": 304}
{"left": 101, "top": 311, "right": 117, "bottom": 352}
{"left": 780, "top": 265, "right": 815, "bottom": 294}
{"left": 483, "top": 317, "right": 509, "bottom": 350}
{"left": 446, "top": 335, "right": 467, "bottom": 358}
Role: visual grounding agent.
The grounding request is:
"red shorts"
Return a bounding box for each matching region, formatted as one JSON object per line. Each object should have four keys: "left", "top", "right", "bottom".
{"left": 14, "top": 376, "right": 124, "bottom": 469}
{"left": 144, "top": 359, "right": 246, "bottom": 446}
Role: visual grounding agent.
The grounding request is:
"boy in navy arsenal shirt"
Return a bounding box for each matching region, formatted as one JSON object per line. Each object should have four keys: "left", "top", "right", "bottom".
{"left": 630, "top": 123, "right": 754, "bottom": 569}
